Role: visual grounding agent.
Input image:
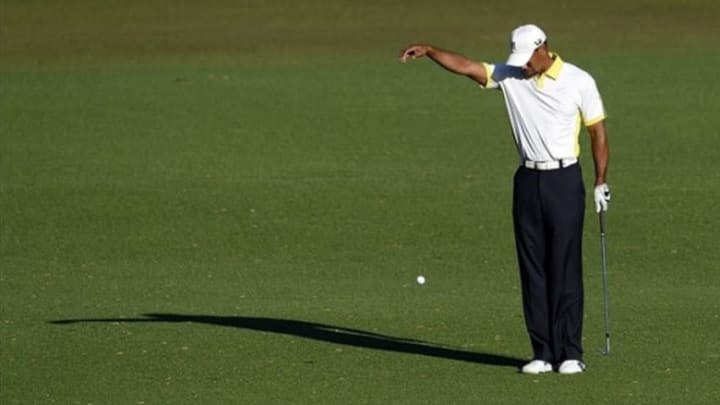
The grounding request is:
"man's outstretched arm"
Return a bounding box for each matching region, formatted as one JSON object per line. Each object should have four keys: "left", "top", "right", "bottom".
{"left": 399, "top": 44, "right": 489, "bottom": 86}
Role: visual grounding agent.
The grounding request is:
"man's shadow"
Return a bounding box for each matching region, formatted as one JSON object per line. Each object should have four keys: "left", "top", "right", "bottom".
{"left": 51, "top": 313, "right": 524, "bottom": 369}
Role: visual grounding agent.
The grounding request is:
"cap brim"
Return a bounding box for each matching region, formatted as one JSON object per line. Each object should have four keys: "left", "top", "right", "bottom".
{"left": 506, "top": 51, "right": 532, "bottom": 67}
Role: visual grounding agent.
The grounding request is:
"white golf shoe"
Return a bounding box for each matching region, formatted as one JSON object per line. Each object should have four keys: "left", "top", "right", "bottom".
{"left": 521, "top": 360, "right": 553, "bottom": 375}
{"left": 558, "top": 360, "right": 586, "bottom": 375}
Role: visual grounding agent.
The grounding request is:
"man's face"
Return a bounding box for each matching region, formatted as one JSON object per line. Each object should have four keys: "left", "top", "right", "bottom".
{"left": 521, "top": 48, "right": 543, "bottom": 77}
{"left": 520, "top": 45, "right": 548, "bottom": 77}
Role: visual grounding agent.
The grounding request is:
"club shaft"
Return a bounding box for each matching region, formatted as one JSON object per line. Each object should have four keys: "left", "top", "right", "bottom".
{"left": 599, "top": 212, "right": 611, "bottom": 354}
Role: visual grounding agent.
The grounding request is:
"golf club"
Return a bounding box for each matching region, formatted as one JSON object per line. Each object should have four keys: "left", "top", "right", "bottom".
{"left": 599, "top": 211, "right": 611, "bottom": 355}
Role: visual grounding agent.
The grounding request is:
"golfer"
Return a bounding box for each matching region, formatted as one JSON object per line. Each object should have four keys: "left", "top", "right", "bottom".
{"left": 399, "top": 24, "right": 610, "bottom": 375}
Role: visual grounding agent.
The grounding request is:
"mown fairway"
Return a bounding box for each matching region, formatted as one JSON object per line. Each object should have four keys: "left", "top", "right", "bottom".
{"left": 2, "top": 1, "right": 719, "bottom": 403}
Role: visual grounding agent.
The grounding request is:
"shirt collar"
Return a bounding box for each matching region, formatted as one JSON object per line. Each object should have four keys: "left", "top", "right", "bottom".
{"left": 544, "top": 53, "right": 564, "bottom": 80}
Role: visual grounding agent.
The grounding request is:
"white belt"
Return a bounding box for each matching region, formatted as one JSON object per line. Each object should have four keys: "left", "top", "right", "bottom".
{"left": 523, "top": 158, "right": 577, "bottom": 171}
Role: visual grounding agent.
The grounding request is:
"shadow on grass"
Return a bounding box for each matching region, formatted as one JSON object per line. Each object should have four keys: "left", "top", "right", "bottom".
{"left": 51, "top": 313, "right": 524, "bottom": 369}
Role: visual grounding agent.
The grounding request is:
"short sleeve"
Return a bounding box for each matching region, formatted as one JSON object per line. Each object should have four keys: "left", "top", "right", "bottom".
{"left": 479, "top": 63, "right": 525, "bottom": 90}
{"left": 579, "top": 75, "right": 606, "bottom": 126}
{"left": 479, "top": 63, "right": 498, "bottom": 89}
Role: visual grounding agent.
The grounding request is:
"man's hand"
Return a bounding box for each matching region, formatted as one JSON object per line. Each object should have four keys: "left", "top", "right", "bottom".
{"left": 399, "top": 45, "right": 430, "bottom": 63}
{"left": 594, "top": 183, "right": 611, "bottom": 213}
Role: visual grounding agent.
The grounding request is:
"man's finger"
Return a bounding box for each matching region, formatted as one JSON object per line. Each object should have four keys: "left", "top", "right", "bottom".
{"left": 399, "top": 47, "right": 420, "bottom": 63}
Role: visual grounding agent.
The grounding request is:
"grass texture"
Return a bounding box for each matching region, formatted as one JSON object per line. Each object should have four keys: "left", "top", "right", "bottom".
{"left": 2, "top": 1, "right": 720, "bottom": 403}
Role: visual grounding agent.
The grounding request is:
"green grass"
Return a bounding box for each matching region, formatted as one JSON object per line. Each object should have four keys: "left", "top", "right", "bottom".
{"left": 2, "top": 0, "right": 720, "bottom": 404}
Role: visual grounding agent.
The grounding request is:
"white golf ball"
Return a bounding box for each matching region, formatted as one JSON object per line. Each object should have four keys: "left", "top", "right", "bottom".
{"left": 416, "top": 275, "right": 426, "bottom": 285}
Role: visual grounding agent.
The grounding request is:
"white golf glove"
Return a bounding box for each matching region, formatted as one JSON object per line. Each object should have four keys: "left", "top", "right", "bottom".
{"left": 593, "top": 183, "right": 611, "bottom": 213}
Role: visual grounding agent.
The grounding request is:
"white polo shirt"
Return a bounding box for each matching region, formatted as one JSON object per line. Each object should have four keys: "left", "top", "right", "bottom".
{"left": 482, "top": 54, "right": 606, "bottom": 162}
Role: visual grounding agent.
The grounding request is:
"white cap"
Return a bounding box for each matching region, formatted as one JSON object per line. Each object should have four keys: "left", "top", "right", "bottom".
{"left": 506, "top": 24, "right": 547, "bottom": 67}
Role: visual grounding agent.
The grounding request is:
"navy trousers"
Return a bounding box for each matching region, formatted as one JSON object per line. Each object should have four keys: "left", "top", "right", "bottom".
{"left": 512, "top": 164, "right": 586, "bottom": 363}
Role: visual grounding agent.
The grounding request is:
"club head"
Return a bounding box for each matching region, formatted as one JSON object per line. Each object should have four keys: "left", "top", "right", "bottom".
{"left": 599, "top": 341, "right": 611, "bottom": 356}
